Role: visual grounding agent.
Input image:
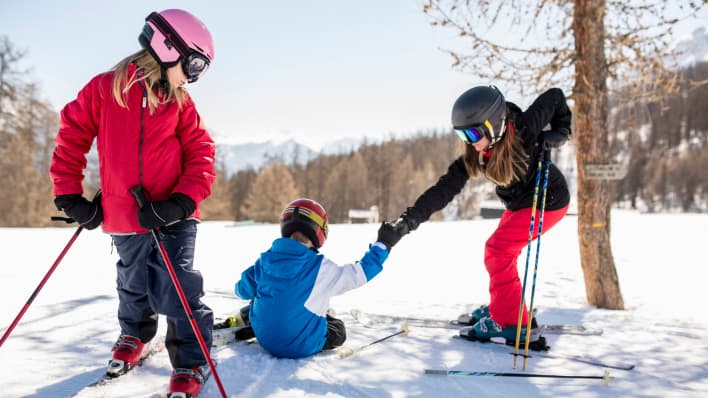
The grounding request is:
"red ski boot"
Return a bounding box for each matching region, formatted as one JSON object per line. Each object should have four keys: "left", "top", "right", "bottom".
{"left": 106, "top": 335, "right": 151, "bottom": 377}
{"left": 167, "top": 364, "right": 211, "bottom": 398}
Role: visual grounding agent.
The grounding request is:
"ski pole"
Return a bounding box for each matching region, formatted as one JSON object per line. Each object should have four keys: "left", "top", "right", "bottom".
{"left": 509, "top": 351, "right": 635, "bottom": 371}
{"left": 425, "top": 369, "right": 612, "bottom": 384}
{"left": 130, "top": 186, "right": 228, "bottom": 398}
{"left": 522, "top": 150, "right": 552, "bottom": 370}
{"left": 0, "top": 223, "right": 83, "bottom": 349}
{"left": 513, "top": 150, "right": 546, "bottom": 366}
{"left": 337, "top": 322, "right": 409, "bottom": 358}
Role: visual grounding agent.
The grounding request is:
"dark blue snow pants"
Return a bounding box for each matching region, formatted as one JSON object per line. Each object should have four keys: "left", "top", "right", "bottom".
{"left": 111, "top": 220, "right": 213, "bottom": 369}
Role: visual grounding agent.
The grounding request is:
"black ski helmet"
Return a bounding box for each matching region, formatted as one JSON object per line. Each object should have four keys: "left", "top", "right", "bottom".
{"left": 451, "top": 85, "right": 507, "bottom": 145}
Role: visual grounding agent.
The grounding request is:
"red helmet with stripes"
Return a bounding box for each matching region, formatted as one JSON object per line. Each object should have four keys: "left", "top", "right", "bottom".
{"left": 280, "top": 198, "right": 328, "bottom": 249}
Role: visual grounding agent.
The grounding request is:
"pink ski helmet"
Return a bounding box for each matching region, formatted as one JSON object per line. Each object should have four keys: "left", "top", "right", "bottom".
{"left": 138, "top": 9, "right": 214, "bottom": 83}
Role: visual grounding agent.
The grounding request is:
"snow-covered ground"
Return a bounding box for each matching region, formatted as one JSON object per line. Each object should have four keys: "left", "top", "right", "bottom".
{"left": 1, "top": 209, "right": 707, "bottom": 397}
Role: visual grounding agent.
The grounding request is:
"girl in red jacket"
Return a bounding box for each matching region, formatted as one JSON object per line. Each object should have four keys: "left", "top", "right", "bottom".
{"left": 51, "top": 9, "right": 216, "bottom": 397}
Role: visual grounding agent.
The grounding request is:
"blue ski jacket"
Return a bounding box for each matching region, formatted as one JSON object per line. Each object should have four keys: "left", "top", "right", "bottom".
{"left": 235, "top": 237, "right": 389, "bottom": 358}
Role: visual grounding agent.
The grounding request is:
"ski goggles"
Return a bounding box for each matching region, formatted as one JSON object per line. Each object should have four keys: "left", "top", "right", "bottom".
{"left": 181, "top": 54, "right": 209, "bottom": 83}
{"left": 454, "top": 120, "right": 493, "bottom": 144}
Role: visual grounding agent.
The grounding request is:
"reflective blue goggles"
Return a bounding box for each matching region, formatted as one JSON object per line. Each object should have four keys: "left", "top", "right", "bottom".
{"left": 454, "top": 127, "right": 485, "bottom": 143}
{"left": 454, "top": 120, "right": 494, "bottom": 144}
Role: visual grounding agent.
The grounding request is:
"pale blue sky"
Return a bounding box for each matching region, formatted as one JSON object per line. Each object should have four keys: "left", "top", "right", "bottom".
{"left": 2, "top": 1, "right": 705, "bottom": 150}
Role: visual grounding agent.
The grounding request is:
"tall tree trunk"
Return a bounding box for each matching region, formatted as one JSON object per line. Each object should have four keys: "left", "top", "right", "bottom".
{"left": 572, "top": 0, "right": 624, "bottom": 309}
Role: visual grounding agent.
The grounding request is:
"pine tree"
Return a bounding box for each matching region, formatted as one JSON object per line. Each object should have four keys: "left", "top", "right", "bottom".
{"left": 242, "top": 162, "right": 298, "bottom": 222}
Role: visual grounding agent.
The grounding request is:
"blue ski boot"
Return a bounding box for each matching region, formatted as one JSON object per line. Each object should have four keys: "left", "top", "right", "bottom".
{"left": 459, "top": 316, "right": 548, "bottom": 351}
{"left": 455, "top": 304, "right": 490, "bottom": 325}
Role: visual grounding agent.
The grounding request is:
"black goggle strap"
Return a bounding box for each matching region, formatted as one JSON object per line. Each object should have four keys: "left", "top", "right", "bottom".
{"left": 481, "top": 120, "right": 494, "bottom": 141}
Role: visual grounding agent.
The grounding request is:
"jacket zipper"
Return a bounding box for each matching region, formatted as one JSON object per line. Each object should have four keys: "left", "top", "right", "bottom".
{"left": 137, "top": 69, "right": 147, "bottom": 189}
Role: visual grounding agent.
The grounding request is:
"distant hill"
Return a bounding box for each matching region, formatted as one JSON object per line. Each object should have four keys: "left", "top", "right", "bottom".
{"left": 671, "top": 26, "right": 708, "bottom": 68}
{"left": 216, "top": 137, "right": 368, "bottom": 175}
{"left": 216, "top": 139, "right": 314, "bottom": 175}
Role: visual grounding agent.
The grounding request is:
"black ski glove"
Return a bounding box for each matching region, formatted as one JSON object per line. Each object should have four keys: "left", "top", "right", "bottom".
{"left": 377, "top": 222, "right": 403, "bottom": 250}
{"left": 390, "top": 209, "right": 422, "bottom": 237}
{"left": 540, "top": 128, "right": 570, "bottom": 150}
{"left": 54, "top": 193, "right": 103, "bottom": 230}
{"left": 137, "top": 193, "right": 195, "bottom": 230}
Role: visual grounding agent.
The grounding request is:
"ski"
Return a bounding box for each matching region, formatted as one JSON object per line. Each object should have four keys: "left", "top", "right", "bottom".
{"left": 425, "top": 368, "right": 613, "bottom": 383}
{"left": 451, "top": 335, "right": 634, "bottom": 370}
{"left": 529, "top": 351, "right": 635, "bottom": 371}
{"left": 336, "top": 322, "right": 409, "bottom": 358}
{"left": 350, "top": 309, "right": 603, "bottom": 336}
{"left": 212, "top": 325, "right": 256, "bottom": 348}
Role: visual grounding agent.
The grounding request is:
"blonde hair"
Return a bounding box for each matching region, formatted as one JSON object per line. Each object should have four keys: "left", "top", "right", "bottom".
{"left": 462, "top": 120, "right": 528, "bottom": 186}
{"left": 111, "top": 49, "right": 188, "bottom": 113}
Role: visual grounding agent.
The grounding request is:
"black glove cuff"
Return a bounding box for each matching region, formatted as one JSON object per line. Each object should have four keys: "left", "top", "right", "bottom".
{"left": 171, "top": 193, "right": 196, "bottom": 218}
{"left": 402, "top": 207, "right": 424, "bottom": 231}
{"left": 556, "top": 127, "right": 571, "bottom": 136}
{"left": 54, "top": 194, "right": 85, "bottom": 211}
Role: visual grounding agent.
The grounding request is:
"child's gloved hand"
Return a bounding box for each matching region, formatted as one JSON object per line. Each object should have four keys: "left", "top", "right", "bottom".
{"left": 377, "top": 222, "right": 403, "bottom": 250}
{"left": 54, "top": 192, "right": 103, "bottom": 230}
{"left": 137, "top": 193, "right": 195, "bottom": 229}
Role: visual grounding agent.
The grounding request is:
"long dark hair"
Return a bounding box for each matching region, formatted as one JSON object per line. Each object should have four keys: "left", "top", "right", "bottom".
{"left": 461, "top": 114, "right": 528, "bottom": 186}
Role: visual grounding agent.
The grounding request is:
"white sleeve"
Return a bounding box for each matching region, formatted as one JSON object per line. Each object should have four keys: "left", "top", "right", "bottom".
{"left": 304, "top": 257, "right": 368, "bottom": 317}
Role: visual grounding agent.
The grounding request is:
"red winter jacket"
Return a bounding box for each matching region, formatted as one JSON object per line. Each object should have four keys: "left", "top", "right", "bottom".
{"left": 50, "top": 64, "right": 216, "bottom": 234}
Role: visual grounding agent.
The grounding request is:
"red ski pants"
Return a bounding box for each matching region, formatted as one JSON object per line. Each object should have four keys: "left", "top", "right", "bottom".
{"left": 485, "top": 205, "right": 568, "bottom": 327}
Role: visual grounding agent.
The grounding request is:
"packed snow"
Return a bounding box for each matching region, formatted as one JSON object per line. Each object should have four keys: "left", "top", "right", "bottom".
{"left": 1, "top": 209, "right": 707, "bottom": 397}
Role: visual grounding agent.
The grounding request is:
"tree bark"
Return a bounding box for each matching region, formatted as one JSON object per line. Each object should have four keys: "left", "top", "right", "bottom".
{"left": 572, "top": 0, "right": 624, "bottom": 309}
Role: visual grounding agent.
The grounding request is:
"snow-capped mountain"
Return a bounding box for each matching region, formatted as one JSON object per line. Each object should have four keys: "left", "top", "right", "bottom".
{"left": 216, "top": 139, "right": 316, "bottom": 175}
{"left": 216, "top": 137, "right": 369, "bottom": 175}
{"left": 672, "top": 26, "right": 708, "bottom": 68}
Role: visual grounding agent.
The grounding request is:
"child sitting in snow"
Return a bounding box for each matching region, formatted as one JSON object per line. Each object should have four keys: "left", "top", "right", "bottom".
{"left": 220, "top": 198, "right": 400, "bottom": 358}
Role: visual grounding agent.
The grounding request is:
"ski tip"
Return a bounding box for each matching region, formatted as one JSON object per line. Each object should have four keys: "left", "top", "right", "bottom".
{"left": 400, "top": 322, "right": 410, "bottom": 335}
{"left": 337, "top": 347, "right": 354, "bottom": 358}
{"left": 603, "top": 370, "right": 613, "bottom": 385}
{"left": 424, "top": 369, "right": 448, "bottom": 375}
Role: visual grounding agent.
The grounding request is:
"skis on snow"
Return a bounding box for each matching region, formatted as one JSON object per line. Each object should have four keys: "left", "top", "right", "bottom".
{"left": 350, "top": 309, "right": 635, "bottom": 371}
{"left": 350, "top": 309, "right": 604, "bottom": 336}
